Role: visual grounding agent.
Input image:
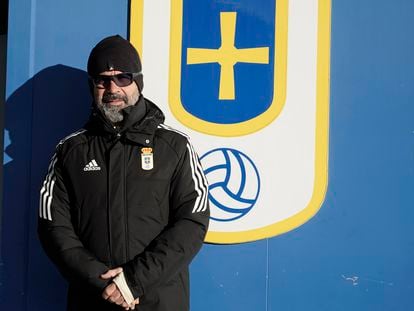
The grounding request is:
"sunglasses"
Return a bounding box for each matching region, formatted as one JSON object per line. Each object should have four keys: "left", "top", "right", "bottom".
{"left": 90, "top": 72, "right": 141, "bottom": 89}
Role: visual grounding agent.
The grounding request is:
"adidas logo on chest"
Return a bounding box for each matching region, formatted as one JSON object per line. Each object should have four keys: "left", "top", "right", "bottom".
{"left": 83, "top": 159, "right": 101, "bottom": 171}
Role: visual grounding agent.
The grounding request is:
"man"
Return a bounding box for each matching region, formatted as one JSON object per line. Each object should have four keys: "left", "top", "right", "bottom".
{"left": 38, "top": 35, "right": 210, "bottom": 311}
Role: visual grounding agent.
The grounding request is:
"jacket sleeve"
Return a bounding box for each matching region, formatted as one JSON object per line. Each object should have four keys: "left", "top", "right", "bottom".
{"left": 122, "top": 139, "right": 210, "bottom": 298}
{"left": 38, "top": 148, "right": 109, "bottom": 292}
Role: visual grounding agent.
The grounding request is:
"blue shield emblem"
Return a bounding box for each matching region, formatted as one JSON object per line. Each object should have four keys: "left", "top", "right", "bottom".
{"left": 169, "top": 0, "right": 288, "bottom": 136}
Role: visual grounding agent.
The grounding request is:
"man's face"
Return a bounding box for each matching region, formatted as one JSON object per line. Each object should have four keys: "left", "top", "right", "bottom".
{"left": 93, "top": 70, "right": 140, "bottom": 123}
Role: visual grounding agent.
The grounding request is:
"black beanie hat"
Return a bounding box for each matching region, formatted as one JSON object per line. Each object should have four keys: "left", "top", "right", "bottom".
{"left": 87, "top": 35, "right": 143, "bottom": 92}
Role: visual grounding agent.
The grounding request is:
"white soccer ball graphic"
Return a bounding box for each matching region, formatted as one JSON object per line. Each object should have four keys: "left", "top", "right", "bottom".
{"left": 200, "top": 148, "right": 261, "bottom": 221}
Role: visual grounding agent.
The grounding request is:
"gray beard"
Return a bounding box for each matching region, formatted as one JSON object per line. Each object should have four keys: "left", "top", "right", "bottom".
{"left": 101, "top": 105, "right": 124, "bottom": 123}
{"left": 97, "top": 91, "right": 139, "bottom": 123}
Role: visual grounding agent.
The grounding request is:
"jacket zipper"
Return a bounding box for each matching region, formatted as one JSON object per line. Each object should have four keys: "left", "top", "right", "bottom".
{"left": 123, "top": 143, "right": 130, "bottom": 261}
{"left": 109, "top": 131, "right": 121, "bottom": 267}
{"left": 108, "top": 139, "right": 114, "bottom": 268}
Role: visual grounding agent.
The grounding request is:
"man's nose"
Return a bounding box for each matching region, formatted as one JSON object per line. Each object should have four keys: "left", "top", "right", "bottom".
{"left": 106, "top": 80, "right": 119, "bottom": 92}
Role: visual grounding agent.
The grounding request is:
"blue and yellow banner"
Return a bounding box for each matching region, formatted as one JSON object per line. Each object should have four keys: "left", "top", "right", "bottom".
{"left": 129, "top": 0, "right": 330, "bottom": 244}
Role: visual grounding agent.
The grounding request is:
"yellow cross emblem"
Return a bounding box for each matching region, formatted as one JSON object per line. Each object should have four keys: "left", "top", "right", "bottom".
{"left": 187, "top": 12, "right": 270, "bottom": 100}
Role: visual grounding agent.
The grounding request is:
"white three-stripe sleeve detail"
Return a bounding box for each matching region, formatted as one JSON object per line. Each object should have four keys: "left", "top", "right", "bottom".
{"left": 158, "top": 124, "right": 209, "bottom": 213}
{"left": 39, "top": 155, "right": 57, "bottom": 220}
{"left": 186, "top": 144, "right": 202, "bottom": 213}
{"left": 40, "top": 154, "right": 58, "bottom": 221}
{"left": 39, "top": 129, "right": 86, "bottom": 221}
{"left": 186, "top": 139, "right": 209, "bottom": 212}
{"left": 187, "top": 143, "right": 209, "bottom": 213}
{"left": 192, "top": 143, "right": 209, "bottom": 212}
{"left": 158, "top": 124, "right": 189, "bottom": 139}
{"left": 46, "top": 179, "right": 56, "bottom": 221}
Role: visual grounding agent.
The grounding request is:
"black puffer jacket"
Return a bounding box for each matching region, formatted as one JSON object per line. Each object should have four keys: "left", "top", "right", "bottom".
{"left": 38, "top": 97, "right": 210, "bottom": 310}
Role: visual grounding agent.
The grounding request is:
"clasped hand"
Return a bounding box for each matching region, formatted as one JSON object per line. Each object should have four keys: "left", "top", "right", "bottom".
{"left": 101, "top": 267, "right": 139, "bottom": 310}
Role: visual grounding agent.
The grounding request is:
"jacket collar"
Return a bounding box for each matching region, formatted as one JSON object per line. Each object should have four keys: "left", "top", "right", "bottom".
{"left": 85, "top": 96, "right": 165, "bottom": 146}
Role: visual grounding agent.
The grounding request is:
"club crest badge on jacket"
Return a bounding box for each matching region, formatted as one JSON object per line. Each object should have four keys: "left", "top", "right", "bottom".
{"left": 141, "top": 147, "right": 154, "bottom": 170}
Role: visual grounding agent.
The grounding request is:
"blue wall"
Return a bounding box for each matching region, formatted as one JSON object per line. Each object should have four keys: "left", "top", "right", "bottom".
{"left": 1, "top": 0, "right": 414, "bottom": 310}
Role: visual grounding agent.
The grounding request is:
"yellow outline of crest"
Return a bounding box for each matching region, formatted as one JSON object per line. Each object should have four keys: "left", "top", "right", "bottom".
{"left": 129, "top": 0, "right": 330, "bottom": 243}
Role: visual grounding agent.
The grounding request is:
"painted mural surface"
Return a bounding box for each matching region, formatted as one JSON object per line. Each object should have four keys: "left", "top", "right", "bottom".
{"left": 130, "top": 0, "right": 330, "bottom": 243}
